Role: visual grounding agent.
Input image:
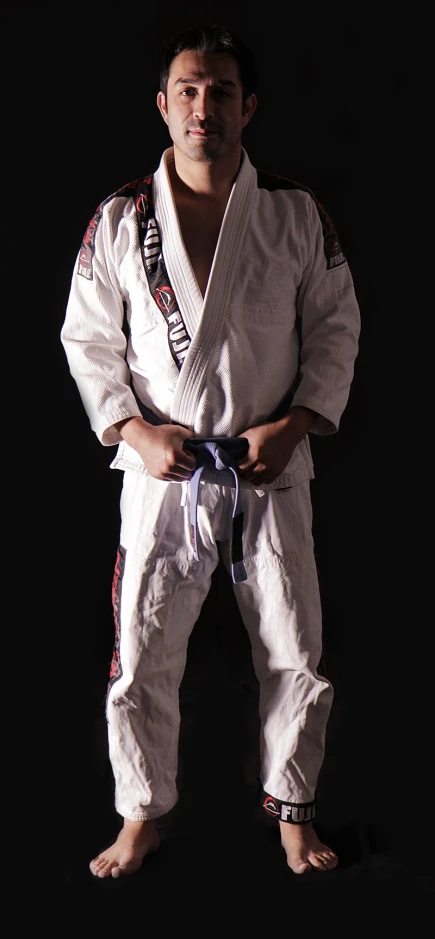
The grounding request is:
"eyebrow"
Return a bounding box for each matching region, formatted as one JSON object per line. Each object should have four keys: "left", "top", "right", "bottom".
{"left": 173, "top": 77, "right": 237, "bottom": 88}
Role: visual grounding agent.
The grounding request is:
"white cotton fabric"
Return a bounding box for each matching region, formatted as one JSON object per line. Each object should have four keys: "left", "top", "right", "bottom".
{"left": 61, "top": 147, "right": 360, "bottom": 491}
{"left": 108, "top": 474, "right": 333, "bottom": 820}
{"left": 61, "top": 146, "right": 360, "bottom": 819}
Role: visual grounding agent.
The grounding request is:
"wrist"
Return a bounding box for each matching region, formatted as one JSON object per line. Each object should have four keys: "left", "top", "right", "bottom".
{"left": 115, "top": 416, "right": 150, "bottom": 447}
{"left": 281, "top": 406, "right": 317, "bottom": 442}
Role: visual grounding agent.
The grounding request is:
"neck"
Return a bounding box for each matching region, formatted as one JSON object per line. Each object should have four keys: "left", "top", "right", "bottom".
{"left": 166, "top": 145, "right": 242, "bottom": 200}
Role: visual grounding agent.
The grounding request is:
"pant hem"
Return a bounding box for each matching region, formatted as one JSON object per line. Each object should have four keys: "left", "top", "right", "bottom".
{"left": 261, "top": 789, "right": 316, "bottom": 824}
{"left": 116, "top": 798, "right": 179, "bottom": 822}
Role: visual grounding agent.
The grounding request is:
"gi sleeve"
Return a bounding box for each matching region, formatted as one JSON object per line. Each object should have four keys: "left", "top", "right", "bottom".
{"left": 290, "top": 194, "right": 361, "bottom": 435}
{"left": 60, "top": 198, "right": 142, "bottom": 446}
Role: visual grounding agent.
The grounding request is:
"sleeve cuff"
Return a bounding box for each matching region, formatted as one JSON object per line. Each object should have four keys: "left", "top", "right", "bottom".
{"left": 290, "top": 396, "right": 340, "bottom": 436}
{"left": 99, "top": 407, "right": 143, "bottom": 446}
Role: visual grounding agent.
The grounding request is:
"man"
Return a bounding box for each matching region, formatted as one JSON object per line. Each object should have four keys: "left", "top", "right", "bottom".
{"left": 61, "top": 23, "right": 360, "bottom": 878}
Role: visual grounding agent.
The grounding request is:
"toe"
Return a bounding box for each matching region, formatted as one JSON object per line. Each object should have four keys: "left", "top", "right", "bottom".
{"left": 315, "top": 853, "right": 338, "bottom": 871}
{"left": 321, "top": 850, "right": 338, "bottom": 867}
{"left": 118, "top": 859, "right": 142, "bottom": 877}
{"left": 110, "top": 861, "right": 140, "bottom": 878}
{"left": 309, "top": 854, "right": 329, "bottom": 871}
{"left": 97, "top": 860, "right": 117, "bottom": 879}
{"left": 293, "top": 860, "right": 312, "bottom": 874}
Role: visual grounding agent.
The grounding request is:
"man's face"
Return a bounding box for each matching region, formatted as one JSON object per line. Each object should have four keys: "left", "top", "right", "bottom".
{"left": 157, "top": 50, "right": 256, "bottom": 164}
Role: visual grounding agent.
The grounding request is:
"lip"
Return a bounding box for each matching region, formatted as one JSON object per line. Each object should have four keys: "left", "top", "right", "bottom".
{"left": 188, "top": 129, "right": 218, "bottom": 137}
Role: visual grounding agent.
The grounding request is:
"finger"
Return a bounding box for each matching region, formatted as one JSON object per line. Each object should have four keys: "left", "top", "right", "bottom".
{"left": 180, "top": 448, "right": 198, "bottom": 469}
{"left": 175, "top": 451, "right": 197, "bottom": 470}
{"left": 173, "top": 460, "right": 196, "bottom": 476}
{"left": 178, "top": 458, "right": 196, "bottom": 472}
{"left": 238, "top": 460, "right": 257, "bottom": 474}
{"left": 239, "top": 461, "right": 265, "bottom": 479}
{"left": 164, "top": 470, "right": 194, "bottom": 482}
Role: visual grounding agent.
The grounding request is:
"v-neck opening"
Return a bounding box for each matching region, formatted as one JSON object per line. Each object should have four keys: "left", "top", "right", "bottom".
{"left": 161, "top": 149, "right": 235, "bottom": 313}
{"left": 152, "top": 147, "right": 258, "bottom": 427}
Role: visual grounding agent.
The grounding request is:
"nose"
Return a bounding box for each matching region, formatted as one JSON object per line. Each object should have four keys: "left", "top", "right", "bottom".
{"left": 193, "top": 88, "right": 214, "bottom": 122}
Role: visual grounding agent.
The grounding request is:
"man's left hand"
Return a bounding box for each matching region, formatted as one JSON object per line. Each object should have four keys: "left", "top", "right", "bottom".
{"left": 237, "top": 407, "right": 317, "bottom": 485}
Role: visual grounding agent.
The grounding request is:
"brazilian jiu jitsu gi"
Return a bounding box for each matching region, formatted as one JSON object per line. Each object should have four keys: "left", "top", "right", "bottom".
{"left": 61, "top": 147, "right": 360, "bottom": 823}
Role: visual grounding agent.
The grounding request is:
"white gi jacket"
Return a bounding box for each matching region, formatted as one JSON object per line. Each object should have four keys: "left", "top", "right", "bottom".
{"left": 61, "top": 148, "right": 360, "bottom": 490}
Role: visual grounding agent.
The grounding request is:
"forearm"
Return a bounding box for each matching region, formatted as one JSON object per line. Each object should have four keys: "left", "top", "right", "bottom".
{"left": 115, "top": 415, "right": 154, "bottom": 450}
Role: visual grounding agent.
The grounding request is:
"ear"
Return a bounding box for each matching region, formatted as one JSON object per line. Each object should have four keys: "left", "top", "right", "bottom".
{"left": 157, "top": 91, "right": 168, "bottom": 124}
{"left": 241, "top": 93, "right": 257, "bottom": 128}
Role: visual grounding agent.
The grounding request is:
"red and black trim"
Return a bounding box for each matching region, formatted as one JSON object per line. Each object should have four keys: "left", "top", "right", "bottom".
{"left": 257, "top": 169, "right": 346, "bottom": 271}
{"left": 77, "top": 175, "right": 191, "bottom": 370}
{"left": 77, "top": 180, "right": 138, "bottom": 281}
{"left": 77, "top": 205, "right": 104, "bottom": 280}
{"left": 261, "top": 788, "right": 316, "bottom": 823}
{"left": 106, "top": 544, "right": 126, "bottom": 704}
{"left": 134, "top": 176, "right": 191, "bottom": 370}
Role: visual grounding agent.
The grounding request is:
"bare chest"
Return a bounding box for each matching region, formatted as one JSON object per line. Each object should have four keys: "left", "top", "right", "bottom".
{"left": 176, "top": 204, "right": 226, "bottom": 298}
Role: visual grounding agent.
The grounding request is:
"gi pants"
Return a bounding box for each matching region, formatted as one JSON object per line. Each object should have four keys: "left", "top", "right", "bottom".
{"left": 106, "top": 472, "right": 333, "bottom": 821}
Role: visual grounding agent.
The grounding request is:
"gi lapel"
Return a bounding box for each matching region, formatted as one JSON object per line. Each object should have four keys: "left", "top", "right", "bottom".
{"left": 159, "top": 149, "right": 258, "bottom": 428}
{"left": 134, "top": 175, "right": 192, "bottom": 371}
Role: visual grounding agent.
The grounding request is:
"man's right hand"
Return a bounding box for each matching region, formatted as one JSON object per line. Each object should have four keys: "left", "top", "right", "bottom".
{"left": 115, "top": 416, "right": 196, "bottom": 481}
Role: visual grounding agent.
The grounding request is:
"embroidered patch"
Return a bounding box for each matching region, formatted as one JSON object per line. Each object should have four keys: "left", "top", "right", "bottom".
{"left": 136, "top": 176, "right": 153, "bottom": 219}
{"left": 77, "top": 173, "right": 192, "bottom": 366}
{"left": 263, "top": 795, "right": 280, "bottom": 816}
{"left": 314, "top": 199, "right": 347, "bottom": 270}
{"left": 135, "top": 177, "right": 192, "bottom": 369}
{"left": 256, "top": 169, "right": 347, "bottom": 271}
{"left": 77, "top": 206, "right": 103, "bottom": 280}
{"left": 262, "top": 790, "right": 316, "bottom": 822}
{"left": 143, "top": 217, "right": 161, "bottom": 273}
{"left": 77, "top": 179, "right": 138, "bottom": 280}
{"left": 156, "top": 286, "right": 177, "bottom": 313}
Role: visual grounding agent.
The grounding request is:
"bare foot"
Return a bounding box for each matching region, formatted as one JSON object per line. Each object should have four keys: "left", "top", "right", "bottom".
{"left": 279, "top": 821, "right": 338, "bottom": 874}
{"left": 89, "top": 818, "right": 160, "bottom": 879}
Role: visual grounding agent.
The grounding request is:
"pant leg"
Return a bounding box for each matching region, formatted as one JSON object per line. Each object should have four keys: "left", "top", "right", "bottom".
{"left": 106, "top": 472, "right": 221, "bottom": 821}
{"left": 220, "top": 480, "right": 333, "bottom": 814}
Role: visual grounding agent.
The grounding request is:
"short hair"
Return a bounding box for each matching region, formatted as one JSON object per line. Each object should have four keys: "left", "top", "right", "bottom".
{"left": 159, "top": 23, "right": 258, "bottom": 103}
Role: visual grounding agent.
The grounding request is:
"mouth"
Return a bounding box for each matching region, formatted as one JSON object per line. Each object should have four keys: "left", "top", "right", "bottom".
{"left": 188, "top": 128, "right": 219, "bottom": 137}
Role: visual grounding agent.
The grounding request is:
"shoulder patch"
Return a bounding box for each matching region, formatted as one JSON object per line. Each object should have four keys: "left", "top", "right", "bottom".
{"left": 77, "top": 204, "right": 104, "bottom": 280}
{"left": 256, "top": 169, "right": 346, "bottom": 271}
{"left": 312, "top": 199, "right": 347, "bottom": 270}
{"left": 77, "top": 177, "right": 145, "bottom": 281}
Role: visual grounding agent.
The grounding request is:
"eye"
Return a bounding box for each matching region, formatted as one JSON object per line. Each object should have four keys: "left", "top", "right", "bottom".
{"left": 180, "top": 88, "right": 196, "bottom": 96}
{"left": 213, "top": 88, "right": 232, "bottom": 98}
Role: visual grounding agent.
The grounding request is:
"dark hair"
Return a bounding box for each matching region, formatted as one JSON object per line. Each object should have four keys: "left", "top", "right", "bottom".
{"left": 159, "top": 23, "right": 258, "bottom": 103}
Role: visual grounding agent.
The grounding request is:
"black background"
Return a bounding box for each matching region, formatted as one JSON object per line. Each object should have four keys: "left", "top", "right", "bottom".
{"left": 5, "top": 0, "right": 433, "bottom": 924}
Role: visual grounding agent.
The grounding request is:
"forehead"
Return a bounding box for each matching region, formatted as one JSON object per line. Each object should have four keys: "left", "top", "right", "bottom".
{"left": 168, "top": 49, "right": 242, "bottom": 88}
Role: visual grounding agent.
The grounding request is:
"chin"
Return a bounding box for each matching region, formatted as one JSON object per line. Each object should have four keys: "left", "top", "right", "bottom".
{"left": 186, "top": 144, "right": 223, "bottom": 163}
